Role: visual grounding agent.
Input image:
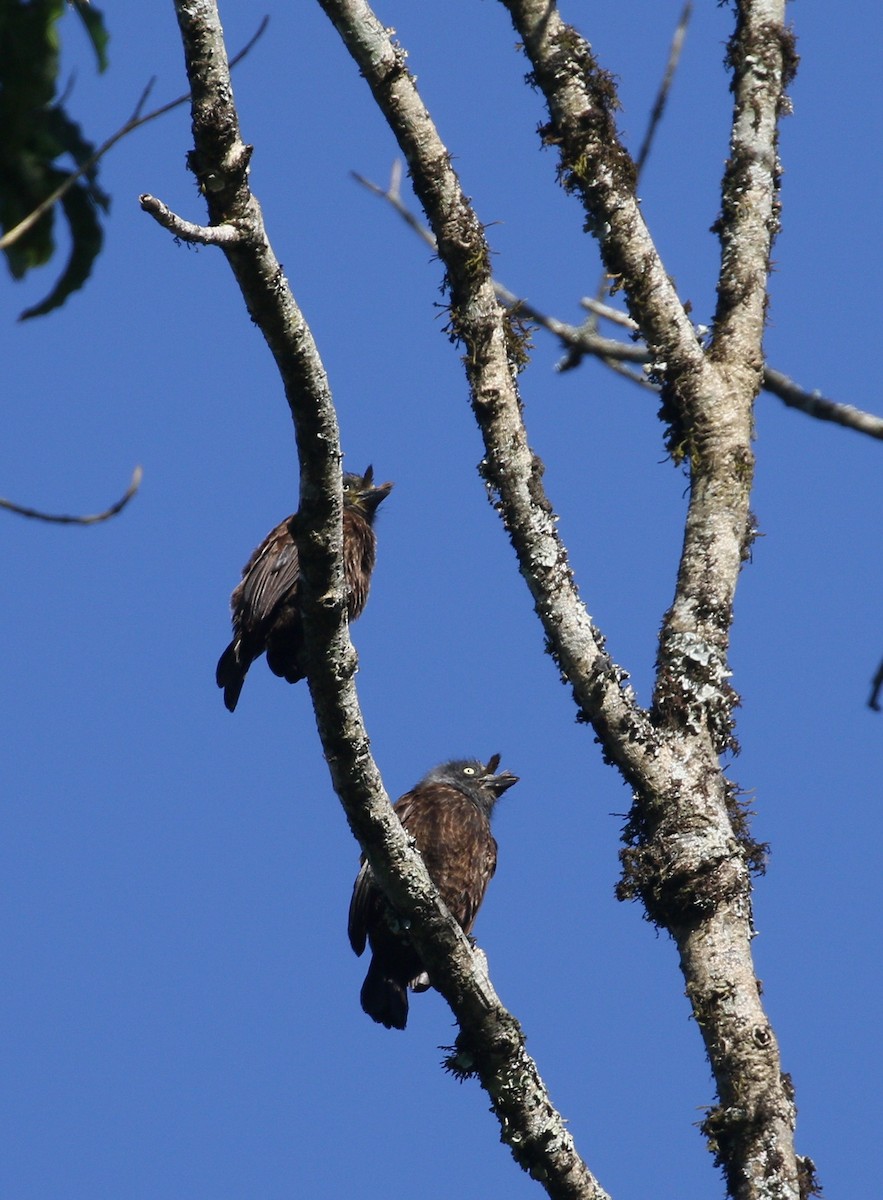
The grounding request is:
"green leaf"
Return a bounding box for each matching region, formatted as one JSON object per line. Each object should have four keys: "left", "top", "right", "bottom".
{"left": 70, "top": 0, "right": 109, "bottom": 73}
{"left": 0, "top": 0, "right": 111, "bottom": 317}
{"left": 18, "top": 170, "right": 104, "bottom": 319}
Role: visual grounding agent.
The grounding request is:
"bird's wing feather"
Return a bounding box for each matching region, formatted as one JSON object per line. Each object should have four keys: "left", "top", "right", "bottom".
{"left": 236, "top": 517, "right": 299, "bottom": 625}
{"left": 347, "top": 860, "right": 373, "bottom": 956}
{"left": 347, "top": 787, "right": 420, "bottom": 954}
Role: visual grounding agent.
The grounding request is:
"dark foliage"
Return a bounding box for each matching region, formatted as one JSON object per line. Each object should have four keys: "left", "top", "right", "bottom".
{"left": 0, "top": 0, "right": 110, "bottom": 319}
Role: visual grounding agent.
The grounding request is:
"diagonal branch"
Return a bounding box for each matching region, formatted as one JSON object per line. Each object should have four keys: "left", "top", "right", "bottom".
{"left": 634, "top": 0, "right": 694, "bottom": 175}
{"left": 498, "top": 0, "right": 705, "bottom": 408}
{"left": 762, "top": 367, "right": 883, "bottom": 439}
{"left": 580, "top": 0, "right": 693, "bottom": 345}
{"left": 161, "top": 4, "right": 608, "bottom": 1197}
{"left": 869, "top": 659, "right": 883, "bottom": 712}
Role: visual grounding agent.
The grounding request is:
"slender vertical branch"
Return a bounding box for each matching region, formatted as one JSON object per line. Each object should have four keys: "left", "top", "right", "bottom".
{"left": 711, "top": 1, "right": 796, "bottom": 367}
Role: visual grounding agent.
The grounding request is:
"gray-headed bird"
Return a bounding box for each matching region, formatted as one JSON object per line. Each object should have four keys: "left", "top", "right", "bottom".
{"left": 348, "top": 755, "right": 518, "bottom": 1029}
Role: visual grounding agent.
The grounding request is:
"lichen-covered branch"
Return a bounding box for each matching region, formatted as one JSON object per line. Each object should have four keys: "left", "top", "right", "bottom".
{"left": 652, "top": 0, "right": 791, "bottom": 747}
{"left": 710, "top": 2, "right": 796, "bottom": 367}
{"left": 156, "top": 4, "right": 605, "bottom": 1198}
{"left": 498, "top": 0, "right": 705, "bottom": 405}
{"left": 484, "top": 4, "right": 806, "bottom": 1198}
{"left": 319, "top": 0, "right": 660, "bottom": 784}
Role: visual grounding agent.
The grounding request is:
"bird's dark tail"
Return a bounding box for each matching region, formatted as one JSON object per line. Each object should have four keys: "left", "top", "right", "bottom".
{"left": 216, "top": 643, "right": 246, "bottom": 713}
{"left": 360, "top": 957, "right": 408, "bottom": 1030}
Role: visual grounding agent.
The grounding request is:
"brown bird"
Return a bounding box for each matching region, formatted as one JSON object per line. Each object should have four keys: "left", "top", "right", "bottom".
{"left": 216, "top": 467, "right": 393, "bottom": 711}
{"left": 348, "top": 755, "right": 518, "bottom": 1030}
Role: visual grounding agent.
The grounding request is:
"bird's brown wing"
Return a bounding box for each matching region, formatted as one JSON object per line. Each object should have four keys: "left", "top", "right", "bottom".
{"left": 234, "top": 516, "right": 299, "bottom": 628}
{"left": 347, "top": 788, "right": 421, "bottom": 956}
{"left": 347, "top": 784, "right": 497, "bottom": 955}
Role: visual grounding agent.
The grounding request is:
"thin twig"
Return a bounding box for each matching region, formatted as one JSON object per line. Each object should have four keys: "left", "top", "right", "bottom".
{"left": 635, "top": 1, "right": 693, "bottom": 175}
{"left": 0, "top": 465, "right": 142, "bottom": 525}
{"left": 0, "top": 17, "right": 269, "bottom": 252}
{"left": 579, "top": 296, "right": 639, "bottom": 331}
{"left": 353, "top": 167, "right": 883, "bottom": 435}
{"left": 763, "top": 367, "right": 883, "bottom": 440}
{"left": 351, "top": 164, "right": 437, "bottom": 252}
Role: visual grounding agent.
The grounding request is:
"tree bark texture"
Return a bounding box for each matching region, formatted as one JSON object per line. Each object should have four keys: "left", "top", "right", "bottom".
{"left": 149, "top": 2, "right": 817, "bottom": 1197}
{"left": 150, "top": 3, "right": 608, "bottom": 1197}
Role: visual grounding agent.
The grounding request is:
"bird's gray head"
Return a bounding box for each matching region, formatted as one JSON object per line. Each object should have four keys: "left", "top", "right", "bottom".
{"left": 343, "top": 466, "right": 394, "bottom": 521}
{"left": 421, "top": 754, "right": 518, "bottom": 815}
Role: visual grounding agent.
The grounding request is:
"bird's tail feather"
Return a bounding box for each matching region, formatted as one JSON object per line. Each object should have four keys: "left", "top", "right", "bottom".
{"left": 216, "top": 643, "right": 246, "bottom": 713}
{"left": 361, "top": 958, "right": 408, "bottom": 1030}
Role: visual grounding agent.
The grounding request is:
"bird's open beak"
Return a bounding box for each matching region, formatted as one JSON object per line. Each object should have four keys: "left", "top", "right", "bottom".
{"left": 484, "top": 754, "right": 519, "bottom": 795}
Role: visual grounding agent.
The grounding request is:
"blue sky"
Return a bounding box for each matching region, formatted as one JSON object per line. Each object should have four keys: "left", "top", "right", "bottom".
{"left": 2, "top": 4, "right": 880, "bottom": 1198}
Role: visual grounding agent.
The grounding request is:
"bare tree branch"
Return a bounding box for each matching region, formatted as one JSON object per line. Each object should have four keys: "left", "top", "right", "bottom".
{"left": 356, "top": 153, "right": 882, "bottom": 446}
{"left": 160, "top": 3, "right": 606, "bottom": 1197}
{"left": 497, "top": 3, "right": 807, "bottom": 1197}
{"left": 763, "top": 367, "right": 883, "bottom": 439}
{"left": 355, "top": 167, "right": 883, "bottom": 441}
{"left": 580, "top": 0, "right": 693, "bottom": 343}
{"left": 351, "top": 162, "right": 437, "bottom": 252}
{"left": 634, "top": 1, "right": 694, "bottom": 176}
{"left": 0, "top": 465, "right": 142, "bottom": 525}
{"left": 869, "top": 659, "right": 883, "bottom": 712}
{"left": 579, "top": 296, "right": 640, "bottom": 331}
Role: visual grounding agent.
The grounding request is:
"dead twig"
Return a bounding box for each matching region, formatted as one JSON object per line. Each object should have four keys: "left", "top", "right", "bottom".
{"left": 0, "top": 465, "right": 143, "bottom": 525}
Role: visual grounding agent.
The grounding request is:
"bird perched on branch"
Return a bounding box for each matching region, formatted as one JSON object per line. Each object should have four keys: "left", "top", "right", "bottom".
{"left": 216, "top": 467, "right": 393, "bottom": 711}
{"left": 348, "top": 755, "right": 518, "bottom": 1030}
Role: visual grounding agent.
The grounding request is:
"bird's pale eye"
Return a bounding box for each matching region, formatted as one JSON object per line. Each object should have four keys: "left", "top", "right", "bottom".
{"left": 463, "top": 766, "right": 475, "bottom": 775}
